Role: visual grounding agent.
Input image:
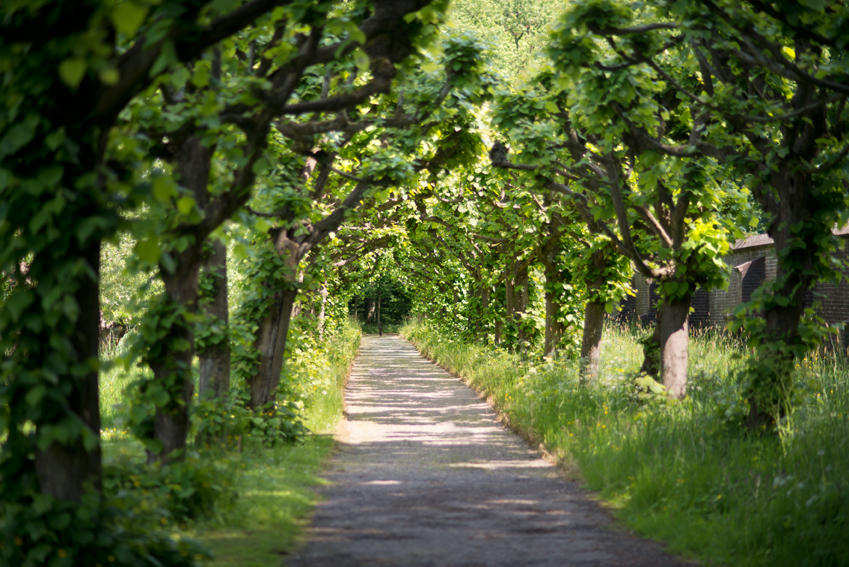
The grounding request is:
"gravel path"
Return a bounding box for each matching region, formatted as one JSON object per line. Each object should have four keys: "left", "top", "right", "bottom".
{"left": 287, "top": 335, "right": 689, "bottom": 567}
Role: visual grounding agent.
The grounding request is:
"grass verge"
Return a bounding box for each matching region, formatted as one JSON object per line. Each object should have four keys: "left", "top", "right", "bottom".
{"left": 99, "top": 320, "right": 360, "bottom": 565}
{"left": 402, "top": 320, "right": 849, "bottom": 567}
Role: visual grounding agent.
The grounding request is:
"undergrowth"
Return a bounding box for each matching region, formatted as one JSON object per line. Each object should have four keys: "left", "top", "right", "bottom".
{"left": 98, "top": 318, "right": 360, "bottom": 565}
{"left": 402, "top": 319, "right": 849, "bottom": 567}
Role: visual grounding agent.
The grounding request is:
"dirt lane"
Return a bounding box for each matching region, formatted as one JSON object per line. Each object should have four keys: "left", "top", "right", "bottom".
{"left": 287, "top": 335, "right": 689, "bottom": 567}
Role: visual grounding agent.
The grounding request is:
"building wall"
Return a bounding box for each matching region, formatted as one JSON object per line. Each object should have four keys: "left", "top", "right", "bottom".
{"left": 618, "top": 235, "right": 849, "bottom": 330}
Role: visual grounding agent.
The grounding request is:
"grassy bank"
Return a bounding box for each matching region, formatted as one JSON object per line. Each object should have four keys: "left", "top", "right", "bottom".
{"left": 402, "top": 320, "right": 849, "bottom": 567}
{"left": 99, "top": 321, "right": 360, "bottom": 565}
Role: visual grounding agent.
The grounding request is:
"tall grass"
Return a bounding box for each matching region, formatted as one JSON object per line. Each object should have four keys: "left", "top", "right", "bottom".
{"left": 196, "top": 320, "right": 360, "bottom": 565}
{"left": 98, "top": 320, "right": 361, "bottom": 564}
{"left": 403, "top": 320, "right": 849, "bottom": 567}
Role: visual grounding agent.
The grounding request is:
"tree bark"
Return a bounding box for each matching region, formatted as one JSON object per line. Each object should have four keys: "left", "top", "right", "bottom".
{"left": 318, "top": 281, "right": 328, "bottom": 340}
{"left": 249, "top": 232, "right": 300, "bottom": 410}
{"left": 580, "top": 300, "right": 605, "bottom": 380}
{"left": 150, "top": 253, "right": 202, "bottom": 462}
{"left": 639, "top": 310, "right": 662, "bottom": 378}
{"left": 198, "top": 238, "right": 230, "bottom": 400}
{"left": 377, "top": 290, "right": 382, "bottom": 336}
{"left": 35, "top": 239, "right": 102, "bottom": 501}
{"left": 659, "top": 295, "right": 691, "bottom": 399}
{"left": 249, "top": 287, "right": 298, "bottom": 409}
{"left": 480, "top": 285, "right": 490, "bottom": 343}
{"left": 148, "top": 134, "right": 213, "bottom": 461}
{"left": 579, "top": 249, "right": 610, "bottom": 380}
{"left": 514, "top": 261, "right": 530, "bottom": 345}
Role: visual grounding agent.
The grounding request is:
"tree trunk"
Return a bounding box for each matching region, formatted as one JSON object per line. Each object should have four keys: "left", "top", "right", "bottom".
{"left": 249, "top": 232, "right": 300, "bottom": 410}
{"left": 35, "top": 239, "right": 102, "bottom": 501}
{"left": 198, "top": 238, "right": 230, "bottom": 399}
{"left": 745, "top": 168, "right": 819, "bottom": 428}
{"left": 639, "top": 311, "right": 662, "bottom": 378}
{"left": 580, "top": 300, "right": 605, "bottom": 380}
{"left": 149, "top": 253, "right": 202, "bottom": 462}
{"left": 377, "top": 290, "right": 382, "bottom": 336}
{"left": 659, "top": 295, "right": 691, "bottom": 399}
{"left": 514, "top": 262, "right": 530, "bottom": 345}
{"left": 579, "top": 250, "right": 610, "bottom": 380}
{"left": 366, "top": 298, "right": 375, "bottom": 321}
{"left": 318, "top": 281, "right": 328, "bottom": 340}
{"left": 249, "top": 287, "right": 298, "bottom": 409}
{"left": 145, "top": 134, "right": 214, "bottom": 462}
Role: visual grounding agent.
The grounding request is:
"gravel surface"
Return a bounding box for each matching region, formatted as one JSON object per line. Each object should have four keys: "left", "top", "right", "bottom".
{"left": 287, "top": 335, "right": 691, "bottom": 567}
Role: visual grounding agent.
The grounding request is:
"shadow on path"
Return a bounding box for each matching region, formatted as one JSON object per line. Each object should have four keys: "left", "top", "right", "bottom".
{"left": 286, "top": 335, "right": 690, "bottom": 567}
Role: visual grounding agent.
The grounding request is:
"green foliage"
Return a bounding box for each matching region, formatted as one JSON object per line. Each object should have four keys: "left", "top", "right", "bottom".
{"left": 1, "top": 491, "right": 209, "bottom": 567}
{"left": 104, "top": 456, "right": 238, "bottom": 525}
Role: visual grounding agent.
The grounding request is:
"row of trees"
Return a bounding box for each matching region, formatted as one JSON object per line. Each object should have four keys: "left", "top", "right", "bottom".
{"left": 0, "top": 0, "right": 493, "bottom": 563}
{"left": 400, "top": 0, "right": 849, "bottom": 430}
{"left": 2, "top": 0, "right": 848, "bottom": 563}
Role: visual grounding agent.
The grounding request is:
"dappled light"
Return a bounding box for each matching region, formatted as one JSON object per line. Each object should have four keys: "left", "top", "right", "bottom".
{"left": 288, "top": 336, "right": 684, "bottom": 567}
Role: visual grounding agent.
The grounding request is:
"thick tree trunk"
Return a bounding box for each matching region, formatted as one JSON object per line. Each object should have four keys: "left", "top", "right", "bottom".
{"left": 150, "top": 255, "right": 201, "bottom": 462}
{"left": 366, "top": 298, "right": 375, "bottom": 321}
{"left": 746, "top": 169, "right": 819, "bottom": 428}
{"left": 35, "top": 239, "right": 102, "bottom": 501}
{"left": 250, "top": 232, "right": 300, "bottom": 410}
{"left": 659, "top": 295, "right": 691, "bottom": 399}
{"left": 198, "top": 238, "right": 230, "bottom": 399}
{"left": 543, "top": 290, "right": 565, "bottom": 356}
{"left": 249, "top": 287, "right": 298, "bottom": 409}
{"left": 580, "top": 300, "right": 605, "bottom": 380}
{"left": 148, "top": 134, "right": 212, "bottom": 461}
{"left": 579, "top": 250, "right": 610, "bottom": 380}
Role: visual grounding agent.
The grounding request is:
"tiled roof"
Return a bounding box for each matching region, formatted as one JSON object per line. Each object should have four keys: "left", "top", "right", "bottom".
{"left": 732, "top": 226, "right": 849, "bottom": 251}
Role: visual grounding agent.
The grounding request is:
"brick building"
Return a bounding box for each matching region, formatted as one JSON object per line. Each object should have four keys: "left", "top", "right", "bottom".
{"left": 616, "top": 228, "right": 849, "bottom": 329}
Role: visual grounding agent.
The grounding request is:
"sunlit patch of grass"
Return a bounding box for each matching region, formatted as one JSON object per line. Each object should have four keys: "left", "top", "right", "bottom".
{"left": 194, "top": 435, "right": 335, "bottom": 567}
{"left": 191, "top": 321, "right": 359, "bottom": 564}
{"left": 97, "top": 320, "right": 360, "bottom": 564}
{"left": 402, "top": 319, "right": 849, "bottom": 567}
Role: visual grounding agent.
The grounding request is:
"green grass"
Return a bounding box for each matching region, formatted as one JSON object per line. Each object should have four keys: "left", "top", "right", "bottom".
{"left": 98, "top": 320, "right": 360, "bottom": 565}
{"left": 193, "top": 435, "right": 335, "bottom": 567}
{"left": 402, "top": 320, "right": 849, "bottom": 567}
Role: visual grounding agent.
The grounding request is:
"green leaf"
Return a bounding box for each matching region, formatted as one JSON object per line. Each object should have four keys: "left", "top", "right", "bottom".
{"left": 0, "top": 114, "right": 39, "bottom": 158}
{"left": 171, "top": 66, "right": 190, "bottom": 89}
{"left": 152, "top": 176, "right": 176, "bottom": 202}
{"left": 6, "top": 289, "right": 33, "bottom": 322}
{"left": 111, "top": 1, "right": 149, "bottom": 36}
{"left": 58, "top": 58, "right": 87, "bottom": 89}
{"left": 544, "top": 101, "right": 559, "bottom": 114}
{"left": 99, "top": 67, "right": 120, "bottom": 85}
{"left": 25, "top": 384, "right": 46, "bottom": 407}
{"left": 135, "top": 238, "right": 161, "bottom": 264}
{"left": 177, "top": 196, "right": 195, "bottom": 214}
{"left": 191, "top": 62, "right": 211, "bottom": 88}
{"left": 353, "top": 48, "right": 370, "bottom": 72}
